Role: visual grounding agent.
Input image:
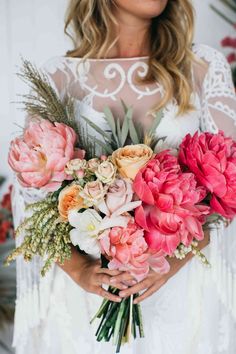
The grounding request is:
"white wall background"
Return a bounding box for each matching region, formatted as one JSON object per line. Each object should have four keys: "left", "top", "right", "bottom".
{"left": 0, "top": 0, "right": 235, "bottom": 188}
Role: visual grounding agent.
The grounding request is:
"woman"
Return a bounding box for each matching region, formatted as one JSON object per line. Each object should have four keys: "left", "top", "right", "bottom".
{"left": 11, "top": 0, "right": 236, "bottom": 353}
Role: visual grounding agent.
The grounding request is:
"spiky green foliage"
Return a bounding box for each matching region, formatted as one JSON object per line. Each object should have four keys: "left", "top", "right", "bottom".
{"left": 4, "top": 194, "right": 72, "bottom": 276}
{"left": 81, "top": 98, "right": 164, "bottom": 154}
{"left": 16, "top": 57, "right": 79, "bottom": 136}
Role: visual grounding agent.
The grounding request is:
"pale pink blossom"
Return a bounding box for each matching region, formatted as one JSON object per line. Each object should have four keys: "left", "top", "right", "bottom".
{"left": 8, "top": 120, "right": 77, "bottom": 191}
{"left": 98, "top": 178, "right": 141, "bottom": 217}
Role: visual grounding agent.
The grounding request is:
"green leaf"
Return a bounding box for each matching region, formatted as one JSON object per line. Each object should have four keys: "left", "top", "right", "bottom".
{"left": 148, "top": 109, "right": 163, "bottom": 136}
{"left": 135, "top": 122, "right": 144, "bottom": 142}
{"left": 120, "top": 98, "right": 128, "bottom": 114}
{"left": 116, "top": 118, "right": 122, "bottom": 145}
{"left": 91, "top": 136, "right": 113, "bottom": 155}
{"left": 121, "top": 115, "right": 129, "bottom": 146}
{"left": 81, "top": 115, "right": 112, "bottom": 141}
{"left": 103, "top": 106, "right": 116, "bottom": 137}
{"left": 128, "top": 113, "right": 140, "bottom": 145}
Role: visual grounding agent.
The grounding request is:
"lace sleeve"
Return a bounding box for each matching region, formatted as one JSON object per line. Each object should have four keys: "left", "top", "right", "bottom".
{"left": 199, "top": 45, "right": 236, "bottom": 137}
{"left": 11, "top": 56, "right": 66, "bottom": 350}
{"left": 196, "top": 45, "right": 236, "bottom": 321}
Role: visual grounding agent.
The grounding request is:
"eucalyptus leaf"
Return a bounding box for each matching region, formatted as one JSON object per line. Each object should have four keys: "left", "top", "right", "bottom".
{"left": 148, "top": 109, "right": 164, "bottom": 136}
{"left": 91, "top": 136, "right": 114, "bottom": 155}
{"left": 116, "top": 118, "right": 122, "bottom": 145}
{"left": 120, "top": 98, "right": 128, "bottom": 114}
{"left": 135, "top": 121, "right": 144, "bottom": 142}
{"left": 128, "top": 116, "right": 140, "bottom": 144}
{"left": 103, "top": 106, "right": 116, "bottom": 137}
{"left": 81, "top": 115, "right": 112, "bottom": 141}
{"left": 121, "top": 115, "right": 129, "bottom": 146}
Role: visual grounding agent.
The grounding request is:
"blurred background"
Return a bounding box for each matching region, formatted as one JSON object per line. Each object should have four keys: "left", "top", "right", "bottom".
{"left": 0, "top": 0, "right": 235, "bottom": 353}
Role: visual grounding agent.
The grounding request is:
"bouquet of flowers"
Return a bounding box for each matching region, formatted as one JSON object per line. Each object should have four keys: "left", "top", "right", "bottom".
{"left": 5, "top": 59, "right": 236, "bottom": 352}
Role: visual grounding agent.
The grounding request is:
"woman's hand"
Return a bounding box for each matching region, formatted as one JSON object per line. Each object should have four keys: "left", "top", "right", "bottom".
{"left": 57, "top": 245, "right": 136, "bottom": 303}
{"left": 110, "top": 230, "right": 211, "bottom": 304}
{"left": 76, "top": 257, "right": 136, "bottom": 302}
{"left": 111, "top": 259, "right": 181, "bottom": 304}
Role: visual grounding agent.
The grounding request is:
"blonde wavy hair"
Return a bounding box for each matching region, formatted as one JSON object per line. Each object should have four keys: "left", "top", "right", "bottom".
{"left": 64, "top": 0, "right": 196, "bottom": 115}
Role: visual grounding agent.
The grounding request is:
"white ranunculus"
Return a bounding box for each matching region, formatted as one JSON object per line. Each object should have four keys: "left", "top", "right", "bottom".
{"left": 70, "top": 228, "right": 101, "bottom": 255}
{"left": 68, "top": 209, "right": 102, "bottom": 255}
{"left": 68, "top": 208, "right": 131, "bottom": 255}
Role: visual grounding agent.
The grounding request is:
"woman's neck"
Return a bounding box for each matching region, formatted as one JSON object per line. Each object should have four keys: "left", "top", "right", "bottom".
{"left": 107, "top": 7, "right": 151, "bottom": 58}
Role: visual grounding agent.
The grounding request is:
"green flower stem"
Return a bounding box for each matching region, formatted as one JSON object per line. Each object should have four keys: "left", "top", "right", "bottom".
{"left": 136, "top": 303, "right": 145, "bottom": 338}
{"left": 113, "top": 299, "right": 127, "bottom": 346}
{"left": 91, "top": 287, "right": 145, "bottom": 352}
{"left": 126, "top": 294, "right": 133, "bottom": 343}
{"left": 97, "top": 301, "right": 119, "bottom": 341}
{"left": 116, "top": 298, "right": 130, "bottom": 353}
{"left": 90, "top": 286, "right": 117, "bottom": 323}
{"left": 132, "top": 310, "right": 137, "bottom": 339}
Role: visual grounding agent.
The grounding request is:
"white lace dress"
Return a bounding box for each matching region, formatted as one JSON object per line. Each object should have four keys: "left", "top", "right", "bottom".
{"left": 11, "top": 44, "right": 236, "bottom": 354}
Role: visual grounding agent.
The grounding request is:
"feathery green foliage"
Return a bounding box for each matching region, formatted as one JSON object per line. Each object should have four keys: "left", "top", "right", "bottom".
{"left": 81, "top": 98, "right": 164, "bottom": 153}
{"left": 4, "top": 194, "right": 72, "bottom": 276}
{"left": 16, "top": 57, "right": 79, "bottom": 136}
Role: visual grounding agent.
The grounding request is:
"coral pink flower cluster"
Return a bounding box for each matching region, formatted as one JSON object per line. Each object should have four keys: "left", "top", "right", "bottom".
{"left": 133, "top": 151, "right": 210, "bottom": 255}
{"left": 8, "top": 120, "right": 79, "bottom": 191}
{"left": 179, "top": 131, "right": 236, "bottom": 219}
{"left": 99, "top": 221, "right": 170, "bottom": 281}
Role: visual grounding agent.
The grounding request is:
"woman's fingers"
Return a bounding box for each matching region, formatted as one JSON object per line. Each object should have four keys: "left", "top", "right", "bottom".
{"left": 96, "top": 273, "right": 127, "bottom": 290}
{"left": 97, "top": 287, "right": 122, "bottom": 303}
{"left": 96, "top": 267, "right": 122, "bottom": 276}
{"left": 119, "top": 279, "right": 150, "bottom": 298}
{"left": 133, "top": 285, "right": 156, "bottom": 304}
{"left": 110, "top": 272, "right": 137, "bottom": 285}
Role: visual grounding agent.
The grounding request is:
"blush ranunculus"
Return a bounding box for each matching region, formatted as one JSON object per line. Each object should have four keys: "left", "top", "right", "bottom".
{"left": 8, "top": 120, "right": 78, "bottom": 191}
{"left": 133, "top": 151, "right": 210, "bottom": 255}
{"left": 179, "top": 131, "right": 236, "bottom": 219}
{"left": 99, "top": 221, "right": 170, "bottom": 282}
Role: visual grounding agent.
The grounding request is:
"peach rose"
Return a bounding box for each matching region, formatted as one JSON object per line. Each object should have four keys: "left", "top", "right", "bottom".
{"left": 58, "top": 183, "right": 85, "bottom": 221}
{"left": 112, "top": 144, "right": 153, "bottom": 180}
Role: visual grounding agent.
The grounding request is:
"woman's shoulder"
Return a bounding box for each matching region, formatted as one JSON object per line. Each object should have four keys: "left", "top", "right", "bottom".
{"left": 192, "top": 43, "right": 227, "bottom": 65}
{"left": 191, "top": 43, "right": 232, "bottom": 90}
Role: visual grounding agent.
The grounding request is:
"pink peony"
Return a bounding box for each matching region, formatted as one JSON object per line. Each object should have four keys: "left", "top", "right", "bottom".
{"left": 133, "top": 151, "right": 209, "bottom": 255}
{"left": 8, "top": 120, "right": 78, "bottom": 191}
{"left": 179, "top": 131, "right": 236, "bottom": 219}
{"left": 99, "top": 221, "right": 170, "bottom": 282}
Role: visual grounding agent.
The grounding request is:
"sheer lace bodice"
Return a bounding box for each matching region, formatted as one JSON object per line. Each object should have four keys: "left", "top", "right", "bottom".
{"left": 41, "top": 44, "right": 236, "bottom": 140}
{"left": 11, "top": 44, "right": 236, "bottom": 354}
